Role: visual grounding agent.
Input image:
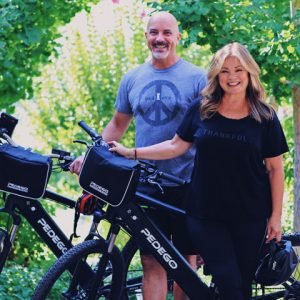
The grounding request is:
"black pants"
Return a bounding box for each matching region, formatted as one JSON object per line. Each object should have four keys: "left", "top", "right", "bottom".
{"left": 137, "top": 183, "right": 198, "bottom": 255}
{"left": 186, "top": 216, "right": 267, "bottom": 300}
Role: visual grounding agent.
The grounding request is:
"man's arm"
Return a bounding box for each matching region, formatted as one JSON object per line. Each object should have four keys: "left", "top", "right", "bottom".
{"left": 102, "top": 111, "right": 132, "bottom": 142}
{"left": 70, "top": 111, "right": 132, "bottom": 174}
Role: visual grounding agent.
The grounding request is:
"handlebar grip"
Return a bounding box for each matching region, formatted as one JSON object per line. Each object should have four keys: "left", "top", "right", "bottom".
{"left": 78, "top": 121, "right": 101, "bottom": 140}
{"left": 158, "top": 171, "right": 186, "bottom": 185}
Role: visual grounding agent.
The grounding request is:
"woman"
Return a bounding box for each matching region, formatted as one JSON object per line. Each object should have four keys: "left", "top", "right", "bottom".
{"left": 109, "top": 42, "right": 289, "bottom": 299}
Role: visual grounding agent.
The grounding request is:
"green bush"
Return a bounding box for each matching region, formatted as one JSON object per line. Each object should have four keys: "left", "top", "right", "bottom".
{"left": 0, "top": 258, "right": 56, "bottom": 299}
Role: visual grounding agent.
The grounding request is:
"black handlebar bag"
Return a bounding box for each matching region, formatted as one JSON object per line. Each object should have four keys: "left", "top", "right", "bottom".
{"left": 79, "top": 146, "right": 140, "bottom": 207}
{"left": 0, "top": 144, "right": 52, "bottom": 199}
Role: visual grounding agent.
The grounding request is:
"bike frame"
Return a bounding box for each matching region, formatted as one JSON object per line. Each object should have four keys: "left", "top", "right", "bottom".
{"left": 0, "top": 190, "right": 75, "bottom": 273}
{"left": 116, "top": 191, "right": 300, "bottom": 300}
{"left": 110, "top": 191, "right": 212, "bottom": 300}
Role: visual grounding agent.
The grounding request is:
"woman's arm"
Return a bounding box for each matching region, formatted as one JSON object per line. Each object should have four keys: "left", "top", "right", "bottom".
{"left": 264, "top": 154, "right": 285, "bottom": 242}
{"left": 109, "top": 134, "right": 193, "bottom": 160}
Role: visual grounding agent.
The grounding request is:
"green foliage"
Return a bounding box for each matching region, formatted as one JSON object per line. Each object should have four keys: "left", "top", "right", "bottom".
{"left": 281, "top": 113, "right": 295, "bottom": 231}
{"left": 8, "top": 0, "right": 211, "bottom": 273}
{"left": 21, "top": 1, "right": 211, "bottom": 200}
{"left": 2, "top": 1, "right": 149, "bottom": 278}
{"left": 149, "top": 0, "right": 299, "bottom": 226}
{"left": 178, "top": 43, "right": 212, "bottom": 70}
{"left": 282, "top": 115, "right": 295, "bottom": 186}
{"left": 0, "top": 259, "right": 56, "bottom": 299}
{"left": 29, "top": 1, "right": 148, "bottom": 156}
{"left": 0, "top": 0, "right": 99, "bottom": 111}
{"left": 149, "top": 0, "right": 300, "bottom": 102}
{"left": 9, "top": 217, "right": 53, "bottom": 265}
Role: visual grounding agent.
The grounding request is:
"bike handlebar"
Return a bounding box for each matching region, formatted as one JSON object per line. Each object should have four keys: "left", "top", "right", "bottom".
{"left": 78, "top": 121, "right": 101, "bottom": 140}
{"left": 139, "top": 161, "right": 186, "bottom": 185}
{"left": 50, "top": 153, "right": 75, "bottom": 172}
{"left": 157, "top": 171, "right": 186, "bottom": 185}
{"left": 78, "top": 120, "right": 187, "bottom": 186}
{"left": 0, "top": 126, "right": 73, "bottom": 173}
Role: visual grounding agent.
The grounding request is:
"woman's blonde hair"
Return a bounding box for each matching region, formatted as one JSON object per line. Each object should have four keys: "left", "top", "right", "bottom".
{"left": 201, "top": 42, "right": 274, "bottom": 122}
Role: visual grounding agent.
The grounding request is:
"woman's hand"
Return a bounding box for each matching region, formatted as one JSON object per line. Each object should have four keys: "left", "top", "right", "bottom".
{"left": 266, "top": 214, "right": 282, "bottom": 243}
{"left": 108, "top": 141, "right": 135, "bottom": 159}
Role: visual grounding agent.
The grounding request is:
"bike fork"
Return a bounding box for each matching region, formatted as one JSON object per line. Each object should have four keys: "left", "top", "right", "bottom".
{"left": 0, "top": 222, "right": 20, "bottom": 273}
{"left": 62, "top": 211, "right": 107, "bottom": 297}
{"left": 87, "top": 224, "right": 121, "bottom": 300}
{"left": 84, "top": 210, "right": 105, "bottom": 241}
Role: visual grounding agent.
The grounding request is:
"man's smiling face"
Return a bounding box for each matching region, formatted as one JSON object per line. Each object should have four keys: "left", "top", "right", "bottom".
{"left": 145, "top": 13, "right": 181, "bottom": 67}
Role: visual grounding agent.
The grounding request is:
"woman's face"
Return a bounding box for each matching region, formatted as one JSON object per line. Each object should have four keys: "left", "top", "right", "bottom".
{"left": 218, "top": 56, "right": 249, "bottom": 97}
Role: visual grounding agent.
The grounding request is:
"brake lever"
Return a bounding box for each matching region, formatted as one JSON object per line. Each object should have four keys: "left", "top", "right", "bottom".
{"left": 147, "top": 178, "right": 164, "bottom": 194}
{"left": 73, "top": 140, "right": 89, "bottom": 146}
{"left": 59, "top": 158, "right": 75, "bottom": 171}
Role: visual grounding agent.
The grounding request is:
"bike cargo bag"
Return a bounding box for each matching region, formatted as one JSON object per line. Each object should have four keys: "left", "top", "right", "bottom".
{"left": 78, "top": 145, "right": 140, "bottom": 207}
{"left": 0, "top": 144, "right": 52, "bottom": 199}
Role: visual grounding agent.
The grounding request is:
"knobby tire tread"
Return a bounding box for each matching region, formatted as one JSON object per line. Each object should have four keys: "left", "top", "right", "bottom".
{"left": 31, "top": 238, "right": 124, "bottom": 300}
{"left": 122, "top": 237, "right": 139, "bottom": 273}
{"left": 121, "top": 237, "right": 143, "bottom": 298}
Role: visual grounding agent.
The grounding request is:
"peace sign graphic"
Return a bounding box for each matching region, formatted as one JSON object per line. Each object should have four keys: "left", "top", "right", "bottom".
{"left": 137, "top": 80, "right": 181, "bottom": 126}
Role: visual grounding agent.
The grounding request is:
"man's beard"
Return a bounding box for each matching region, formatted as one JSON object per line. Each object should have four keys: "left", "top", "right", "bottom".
{"left": 152, "top": 50, "right": 169, "bottom": 60}
{"left": 151, "top": 41, "right": 170, "bottom": 60}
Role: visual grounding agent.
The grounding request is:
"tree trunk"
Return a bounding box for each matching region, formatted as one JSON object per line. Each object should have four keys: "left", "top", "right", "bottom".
{"left": 293, "top": 85, "right": 300, "bottom": 230}
{"left": 292, "top": 0, "right": 300, "bottom": 231}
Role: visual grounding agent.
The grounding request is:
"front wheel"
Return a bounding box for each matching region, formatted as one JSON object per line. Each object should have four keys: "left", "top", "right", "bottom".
{"left": 121, "top": 237, "right": 143, "bottom": 299}
{"left": 31, "top": 238, "right": 124, "bottom": 300}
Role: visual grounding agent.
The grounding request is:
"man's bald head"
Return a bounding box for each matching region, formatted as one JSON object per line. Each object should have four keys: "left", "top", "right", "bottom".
{"left": 145, "top": 11, "right": 181, "bottom": 68}
{"left": 146, "top": 12, "right": 179, "bottom": 34}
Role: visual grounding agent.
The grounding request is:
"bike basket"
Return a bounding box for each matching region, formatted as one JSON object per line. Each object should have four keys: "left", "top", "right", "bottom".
{"left": 78, "top": 145, "right": 140, "bottom": 207}
{"left": 0, "top": 144, "right": 52, "bottom": 199}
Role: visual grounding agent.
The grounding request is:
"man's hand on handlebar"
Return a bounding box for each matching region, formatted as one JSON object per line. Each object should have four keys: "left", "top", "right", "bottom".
{"left": 69, "top": 155, "right": 84, "bottom": 175}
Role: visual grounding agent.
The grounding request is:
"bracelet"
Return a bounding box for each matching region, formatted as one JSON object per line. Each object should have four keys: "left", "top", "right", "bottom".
{"left": 134, "top": 148, "right": 137, "bottom": 160}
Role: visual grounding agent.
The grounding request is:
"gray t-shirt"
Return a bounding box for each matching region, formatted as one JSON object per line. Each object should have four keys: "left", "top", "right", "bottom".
{"left": 115, "top": 59, "right": 207, "bottom": 184}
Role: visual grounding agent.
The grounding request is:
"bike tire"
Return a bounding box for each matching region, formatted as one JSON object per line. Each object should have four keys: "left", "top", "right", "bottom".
{"left": 121, "top": 237, "right": 143, "bottom": 299}
{"left": 31, "top": 238, "right": 124, "bottom": 300}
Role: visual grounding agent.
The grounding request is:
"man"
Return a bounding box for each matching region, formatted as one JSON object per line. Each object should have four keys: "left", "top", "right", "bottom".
{"left": 70, "top": 11, "right": 206, "bottom": 300}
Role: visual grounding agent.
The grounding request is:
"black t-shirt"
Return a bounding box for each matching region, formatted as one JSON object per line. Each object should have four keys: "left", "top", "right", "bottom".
{"left": 177, "top": 100, "right": 289, "bottom": 221}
